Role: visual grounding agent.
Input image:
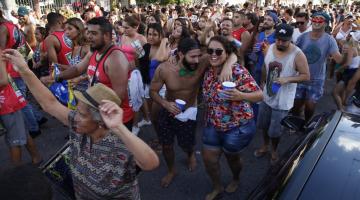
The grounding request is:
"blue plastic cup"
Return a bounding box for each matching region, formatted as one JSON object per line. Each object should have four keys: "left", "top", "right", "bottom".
{"left": 272, "top": 82, "right": 281, "bottom": 94}
{"left": 175, "top": 99, "right": 186, "bottom": 111}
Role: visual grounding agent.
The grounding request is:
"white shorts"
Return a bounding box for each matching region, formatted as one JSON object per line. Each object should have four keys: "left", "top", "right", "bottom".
{"left": 144, "top": 84, "right": 166, "bottom": 99}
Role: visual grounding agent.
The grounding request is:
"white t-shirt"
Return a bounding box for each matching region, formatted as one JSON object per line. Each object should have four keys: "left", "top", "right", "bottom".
{"left": 292, "top": 26, "right": 312, "bottom": 43}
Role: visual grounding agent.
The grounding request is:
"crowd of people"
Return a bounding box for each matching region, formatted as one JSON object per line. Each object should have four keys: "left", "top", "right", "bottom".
{"left": 0, "top": 0, "right": 360, "bottom": 199}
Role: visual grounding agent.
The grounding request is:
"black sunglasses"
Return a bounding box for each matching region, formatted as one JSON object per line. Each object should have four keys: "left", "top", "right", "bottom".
{"left": 296, "top": 21, "right": 306, "bottom": 25}
{"left": 207, "top": 48, "right": 224, "bottom": 56}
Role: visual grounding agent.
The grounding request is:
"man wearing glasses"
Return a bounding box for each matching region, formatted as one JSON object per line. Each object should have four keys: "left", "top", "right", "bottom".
{"left": 292, "top": 12, "right": 346, "bottom": 122}
{"left": 292, "top": 12, "right": 312, "bottom": 43}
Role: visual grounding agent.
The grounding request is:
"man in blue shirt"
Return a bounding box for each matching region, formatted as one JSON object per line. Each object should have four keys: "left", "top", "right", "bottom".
{"left": 292, "top": 12, "right": 346, "bottom": 122}
{"left": 253, "top": 12, "right": 278, "bottom": 84}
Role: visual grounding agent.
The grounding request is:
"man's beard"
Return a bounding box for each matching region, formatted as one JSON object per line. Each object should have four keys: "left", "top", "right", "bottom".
{"left": 276, "top": 45, "right": 287, "bottom": 51}
{"left": 221, "top": 28, "right": 231, "bottom": 36}
{"left": 90, "top": 40, "right": 105, "bottom": 52}
{"left": 262, "top": 23, "right": 273, "bottom": 30}
{"left": 182, "top": 58, "right": 198, "bottom": 71}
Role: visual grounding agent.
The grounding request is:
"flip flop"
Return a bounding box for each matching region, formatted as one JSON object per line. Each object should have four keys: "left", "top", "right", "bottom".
{"left": 254, "top": 149, "right": 268, "bottom": 158}
{"left": 270, "top": 155, "right": 279, "bottom": 165}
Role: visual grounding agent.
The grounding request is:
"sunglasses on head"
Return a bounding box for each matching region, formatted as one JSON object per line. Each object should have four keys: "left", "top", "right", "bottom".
{"left": 207, "top": 48, "right": 224, "bottom": 56}
{"left": 311, "top": 17, "right": 325, "bottom": 23}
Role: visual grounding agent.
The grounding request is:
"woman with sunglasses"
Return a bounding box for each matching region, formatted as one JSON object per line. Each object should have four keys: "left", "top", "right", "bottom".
{"left": 202, "top": 36, "right": 263, "bottom": 200}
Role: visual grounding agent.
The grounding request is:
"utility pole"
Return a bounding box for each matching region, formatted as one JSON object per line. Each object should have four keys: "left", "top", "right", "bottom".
{"left": 33, "top": 0, "right": 41, "bottom": 17}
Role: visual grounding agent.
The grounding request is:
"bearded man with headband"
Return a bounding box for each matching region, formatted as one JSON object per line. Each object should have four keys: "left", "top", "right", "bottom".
{"left": 150, "top": 38, "right": 237, "bottom": 187}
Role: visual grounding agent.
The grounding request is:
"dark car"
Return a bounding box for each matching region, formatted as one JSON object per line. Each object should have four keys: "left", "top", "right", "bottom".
{"left": 248, "top": 109, "right": 360, "bottom": 200}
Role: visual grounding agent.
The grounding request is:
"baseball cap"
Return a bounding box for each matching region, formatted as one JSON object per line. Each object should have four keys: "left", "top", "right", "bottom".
{"left": 17, "top": 6, "right": 29, "bottom": 17}
{"left": 344, "top": 14, "right": 353, "bottom": 19}
{"left": 74, "top": 83, "right": 122, "bottom": 109}
{"left": 275, "top": 23, "right": 294, "bottom": 41}
{"left": 312, "top": 11, "right": 331, "bottom": 23}
{"left": 350, "top": 31, "right": 360, "bottom": 42}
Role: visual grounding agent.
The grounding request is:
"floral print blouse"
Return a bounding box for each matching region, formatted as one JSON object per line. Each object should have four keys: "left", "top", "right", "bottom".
{"left": 203, "top": 64, "right": 260, "bottom": 132}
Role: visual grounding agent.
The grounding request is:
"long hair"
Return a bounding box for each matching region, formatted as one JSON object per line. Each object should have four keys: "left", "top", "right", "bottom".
{"left": 65, "top": 17, "right": 86, "bottom": 47}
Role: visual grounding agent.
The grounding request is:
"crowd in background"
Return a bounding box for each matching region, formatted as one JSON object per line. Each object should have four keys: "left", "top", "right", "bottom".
{"left": 0, "top": 0, "right": 360, "bottom": 199}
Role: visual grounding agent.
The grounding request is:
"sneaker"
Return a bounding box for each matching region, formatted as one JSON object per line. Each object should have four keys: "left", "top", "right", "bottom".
{"left": 137, "top": 119, "right": 152, "bottom": 127}
{"left": 132, "top": 126, "right": 140, "bottom": 135}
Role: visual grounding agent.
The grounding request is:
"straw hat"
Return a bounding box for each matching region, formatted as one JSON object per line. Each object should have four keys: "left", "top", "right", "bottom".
{"left": 74, "top": 83, "right": 122, "bottom": 109}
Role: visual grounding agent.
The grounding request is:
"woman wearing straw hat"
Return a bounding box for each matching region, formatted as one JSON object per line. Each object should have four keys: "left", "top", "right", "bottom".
{"left": 1, "top": 48, "right": 159, "bottom": 200}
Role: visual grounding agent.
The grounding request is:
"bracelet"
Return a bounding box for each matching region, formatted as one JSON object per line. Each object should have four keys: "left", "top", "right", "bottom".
{"left": 55, "top": 75, "right": 63, "bottom": 83}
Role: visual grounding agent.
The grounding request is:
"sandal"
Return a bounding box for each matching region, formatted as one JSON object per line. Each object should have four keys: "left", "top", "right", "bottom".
{"left": 270, "top": 154, "right": 279, "bottom": 165}
{"left": 254, "top": 148, "right": 268, "bottom": 158}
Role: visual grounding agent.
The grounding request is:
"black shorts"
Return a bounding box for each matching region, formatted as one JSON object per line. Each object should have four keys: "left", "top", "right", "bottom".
{"left": 157, "top": 109, "right": 197, "bottom": 151}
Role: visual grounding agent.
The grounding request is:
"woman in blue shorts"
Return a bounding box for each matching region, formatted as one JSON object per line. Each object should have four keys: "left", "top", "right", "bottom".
{"left": 201, "top": 36, "right": 263, "bottom": 200}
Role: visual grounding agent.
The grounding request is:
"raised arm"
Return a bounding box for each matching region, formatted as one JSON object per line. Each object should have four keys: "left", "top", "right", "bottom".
{"left": 99, "top": 100, "right": 159, "bottom": 171}
{"left": 219, "top": 53, "right": 238, "bottom": 82}
{"left": 2, "top": 49, "right": 70, "bottom": 125}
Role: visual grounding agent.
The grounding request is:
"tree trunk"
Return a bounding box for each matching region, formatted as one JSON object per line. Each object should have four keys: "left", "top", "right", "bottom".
{"left": 32, "top": 0, "right": 41, "bottom": 17}
{"left": 3, "top": 0, "right": 17, "bottom": 11}
{"left": 264, "top": 0, "right": 270, "bottom": 7}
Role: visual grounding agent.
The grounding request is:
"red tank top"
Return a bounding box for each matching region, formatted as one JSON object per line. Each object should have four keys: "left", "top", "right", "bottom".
{"left": 232, "top": 27, "right": 247, "bottom": 41}
{"left": 1, "top": 22, "right": 26, "bottom": 78}
{"left": 51, "top": 31, "right": 72, "bottom": 65}
{"left": 87, "top": 46, "right": 134, "bottom": 123}
{"left": 0, "top": 63, "right": 27, "bottom": 115}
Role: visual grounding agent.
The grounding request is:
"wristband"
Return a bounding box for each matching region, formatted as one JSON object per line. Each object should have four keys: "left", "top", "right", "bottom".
{"left": 55, "top": 75, "right": 63, "bottom": 83}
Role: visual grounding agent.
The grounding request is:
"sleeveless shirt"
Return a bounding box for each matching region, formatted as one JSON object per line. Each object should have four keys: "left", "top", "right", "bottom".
{"left": 87, "top": 46, "right": 134, "bottom": 123}
{"left": 263, "top": 44, "right": 302, "bottom": 110}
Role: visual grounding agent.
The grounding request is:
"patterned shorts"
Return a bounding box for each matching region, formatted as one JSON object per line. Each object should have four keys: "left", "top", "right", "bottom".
{"left": 295, "top": 80, "right": 324, "bottom": 102}
{"left": 157, "top": 109, "right": 197, "bottom": 151}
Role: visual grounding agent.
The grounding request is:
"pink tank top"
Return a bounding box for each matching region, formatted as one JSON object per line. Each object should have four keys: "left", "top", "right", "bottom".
{"left": 119, "top": 45, "right": 136, "bottom": 62}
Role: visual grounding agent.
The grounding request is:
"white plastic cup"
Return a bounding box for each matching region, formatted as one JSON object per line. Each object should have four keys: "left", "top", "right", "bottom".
{"left": 175, "top": 99, "right": 186, "bottom": 111}
{"left": 222, "top": 81, "right": 236, "bottom": 90}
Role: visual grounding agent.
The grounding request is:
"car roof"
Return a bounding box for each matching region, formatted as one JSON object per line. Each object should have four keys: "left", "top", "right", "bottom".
{"left": 280, "top": 112, "right": 360, "bottom": 200}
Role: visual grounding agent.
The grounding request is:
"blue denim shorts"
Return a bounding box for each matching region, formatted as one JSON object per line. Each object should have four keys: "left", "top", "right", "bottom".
{"left": 202, "top": 120, "right": 256, "bottom": 154}
{"left": 0, "top": 110, "right": 28, "bottom": 147}
{"left": 295, "top": 80, "right": 324, "bottom": 102}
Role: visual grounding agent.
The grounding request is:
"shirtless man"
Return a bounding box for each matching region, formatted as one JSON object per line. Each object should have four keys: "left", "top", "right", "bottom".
{"left": 150, "top": 38, "right": 237, "bottom": 187}
{"left": 17, "top": 7, "right": 36, "bottom": 49}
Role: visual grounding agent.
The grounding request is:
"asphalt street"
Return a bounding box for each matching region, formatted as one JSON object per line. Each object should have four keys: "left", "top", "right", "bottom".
{"left": 0, "top": 79, "right": 337, "bottom": 200}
